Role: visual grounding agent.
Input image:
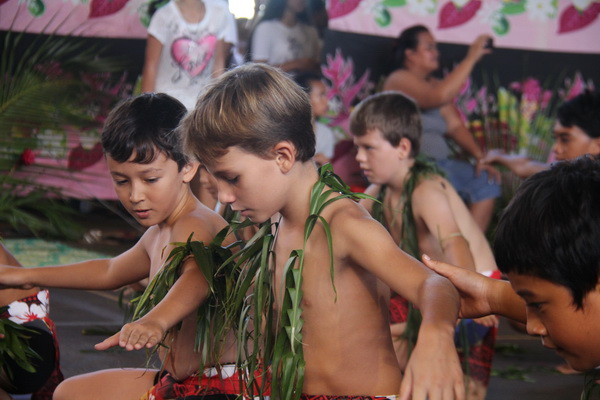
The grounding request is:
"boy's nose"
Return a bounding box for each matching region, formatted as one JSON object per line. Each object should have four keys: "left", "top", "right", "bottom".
{"left": 217, "top": 183, "right": 235, "bottom": 205}
{"left": 525, "top": 313, "right": 547, "bottom": 338}
{"left": 129, "top": 183, "right": 145, "bottom": 203}
{"left": 355, "top": 147, "right": 366, "bottom": 163}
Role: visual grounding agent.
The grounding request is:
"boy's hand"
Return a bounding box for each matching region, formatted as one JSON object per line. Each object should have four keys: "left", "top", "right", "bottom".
{"left": 95, "top": 318, "right": 166, "bottom": 351}
{"left": 422, "top": 255, "right": 493, "bottom": 318}
{"left": 399, "top": 327, "right": 465, "bottom": 400}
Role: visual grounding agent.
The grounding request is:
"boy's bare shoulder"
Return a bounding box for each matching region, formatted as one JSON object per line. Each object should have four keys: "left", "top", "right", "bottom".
{"left": 325, "top": 194, "right": 385, "bottom": 241}
{"left": 412, "top": 174, "right": 450, "bottom": 197}
{"left": 171, "top": 203, "right": 229, "bottom": 244}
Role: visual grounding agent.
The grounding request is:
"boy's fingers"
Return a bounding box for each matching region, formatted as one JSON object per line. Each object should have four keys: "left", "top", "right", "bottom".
{"left": 397, "top": 371, "right": 412, "bottom": 400}
{"left": 422, "top": 255, "right": 459, "bottom": 281}
{"left": 94, "top": 332, "right": 120, "bottom": 351}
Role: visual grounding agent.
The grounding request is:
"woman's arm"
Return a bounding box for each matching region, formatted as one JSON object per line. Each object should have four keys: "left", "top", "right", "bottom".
{"left": 384, "top": 34, "right": 491, "bottom": 109}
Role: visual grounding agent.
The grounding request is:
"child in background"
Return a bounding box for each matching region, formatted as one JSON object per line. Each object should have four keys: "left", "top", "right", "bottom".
{"left": 482, "top": 90, "right": 600, "bottom": 178}
{"left": 294, "top": 72, "right": 336, "bottom": 167}
{"left": 141, "top": 0, "right": 237, "bottom": 110}
{"left": 351, "top": 91, "right": 498, "bottom": 400}
{"left": 0, "top": 244, "right": 63, "bottom": 400}
{"left": 0, "top": 93, "right": 240, "bottom": 400}
{"left": 423, "top": 155, "right": 600, "bottom": 396}
{"left": 182, "top": 63, "right": 465, "bottom": 400}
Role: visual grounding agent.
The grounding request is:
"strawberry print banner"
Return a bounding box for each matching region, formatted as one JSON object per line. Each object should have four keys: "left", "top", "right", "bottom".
{"left": 0, "top": 0, "right": 150, "bottom": 38}
{"left": 328, "top": 0, "right": 600, "bottom": 53}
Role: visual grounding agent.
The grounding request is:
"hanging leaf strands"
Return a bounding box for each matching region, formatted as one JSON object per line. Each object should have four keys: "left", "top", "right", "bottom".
{"left": 0, "top": 305, "right": 42, "bottom": 380}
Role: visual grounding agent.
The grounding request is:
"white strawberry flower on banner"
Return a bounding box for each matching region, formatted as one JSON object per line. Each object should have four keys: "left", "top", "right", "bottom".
{"left": 526, "top": 0, "right": 557, "bottom": 21}
{"left": 407, "top": 0, "right": 436, "bottom": 16}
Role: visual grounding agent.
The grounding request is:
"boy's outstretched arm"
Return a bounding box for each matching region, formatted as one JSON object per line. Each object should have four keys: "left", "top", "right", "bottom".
{"left": 0, "top": 240, "right": 150, "bottom": 291}
{"left": 342, "top": 212, "right": 464, "bottom": 400}
{"left": 96, "top": 254, "right": 210, "bottom": 351}
{"left": 422, "top": 256, "right": 526, "bottom": 323}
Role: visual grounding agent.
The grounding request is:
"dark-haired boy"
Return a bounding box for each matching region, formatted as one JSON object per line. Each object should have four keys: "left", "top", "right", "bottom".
{"left": 424, "top": 155, "right": 600, "bottom": 379}
{"left": 0, "top": 93, "right": 239, "bottom": 400}
{"left": 483, "top": 90, "right": 600, "bottom": 178}
{"left": 181, "top": 63, "right": 465, "bottom": 400}
{"left": 351, "top": 91, "right": 498, "bottom": 400}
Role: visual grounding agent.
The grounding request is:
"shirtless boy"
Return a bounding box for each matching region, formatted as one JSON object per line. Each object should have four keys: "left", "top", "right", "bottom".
{"left": 0, "top": 93, "right": 238, "bottom": 400}
{"left": 424, "top": 155, "right": 600, "bottom": 386}
{"left": 351, "top": 91, "right": 497, "bottom": 400}
{"left": 181, "top": 63, "right": 465, "bottom": 400}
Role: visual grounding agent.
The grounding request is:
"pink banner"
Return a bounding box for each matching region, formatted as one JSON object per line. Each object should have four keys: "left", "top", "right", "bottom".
{"left": 0, "top": 0, "right": 149, "bottom": 38}
{"left": 328, "top": 0, "right": 600, "bottom": 53}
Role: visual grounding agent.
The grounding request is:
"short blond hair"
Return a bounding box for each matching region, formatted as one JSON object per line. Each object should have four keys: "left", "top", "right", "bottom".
{"left": 181, "top": 63, "right": 315, "bottom": 166}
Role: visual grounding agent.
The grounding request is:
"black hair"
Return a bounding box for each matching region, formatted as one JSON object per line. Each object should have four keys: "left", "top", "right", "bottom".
{"left": 494, "top": 155, "right": 600, "bottom": 309}
{"left": 557, "top": 90, "right": 600, "bottom": 139}
{"left": 392, "top": 24, "right": 430, "bottom": 69}
{"left": 350, "top": 91, "right": 421, "bottom": 157}
{"left": 101, "top": 92, "right": 189, "bottom": 170}
{"left": 293, "top": 71, "right": 323, "bottom": 93}
{"left": 261, "top": 0, "right": 312, "bottom": 23}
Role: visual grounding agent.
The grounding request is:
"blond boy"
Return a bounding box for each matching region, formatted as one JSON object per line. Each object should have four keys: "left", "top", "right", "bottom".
{"left": 181, "top": 63, "right": 464, "bottom": 400}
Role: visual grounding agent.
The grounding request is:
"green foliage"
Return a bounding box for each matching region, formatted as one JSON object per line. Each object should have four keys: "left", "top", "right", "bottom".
{"left": 0, "top": 174, "right": 82, "bottom": 240}
{"left": 0, "top": 306, "right": 41, "bottom": 380}
{"left": 0, "top": 24, "right": 130, "bottom": 238}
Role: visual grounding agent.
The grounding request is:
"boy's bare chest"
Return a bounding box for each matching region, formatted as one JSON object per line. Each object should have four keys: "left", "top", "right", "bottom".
{"left": 271, "top": 229, "right": 340, "bottom": 303}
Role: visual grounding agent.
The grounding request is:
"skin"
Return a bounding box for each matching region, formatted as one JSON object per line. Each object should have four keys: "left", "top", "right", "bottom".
{"left": 383, "top": 31, "right": 500, "bottom": 231}
{"left": 207, "top": 142, "right": 464, "bottom": 400}
{"left": 482, "top": 121, "right": 600, "bottom": 179}
{"left": 0, "top": 152, "right": 235, "bottom": 400}
{"left": 141, "top": 0, "right": 232, "bottom": 94}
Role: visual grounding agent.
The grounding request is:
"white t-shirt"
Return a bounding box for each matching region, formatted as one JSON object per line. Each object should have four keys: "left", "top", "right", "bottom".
{"left": 148, "top": 0, "right": 237, "bottom": 109}
{"left": 251, "top": 20, "right": 320, "bottom": 66}
{"left": 315, "top": 121, "right": 335, "bottom": 159}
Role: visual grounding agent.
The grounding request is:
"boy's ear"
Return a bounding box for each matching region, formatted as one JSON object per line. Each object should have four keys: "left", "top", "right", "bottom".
{"left": 272, "top": 141, "right": 296, "bottom": 173}
{"left": 589, "top": 137, "right": 600, "bottom": 156}
{"left": 396, "top": 137, "right": 412, "bottom": 159}
{"left": 182, "top": 161, "right": 200, "bottom": 183}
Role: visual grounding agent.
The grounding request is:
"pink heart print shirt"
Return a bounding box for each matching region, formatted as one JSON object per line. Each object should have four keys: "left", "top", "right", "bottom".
{"left": 147, "top": 0, "right": 237, "bottom": 110}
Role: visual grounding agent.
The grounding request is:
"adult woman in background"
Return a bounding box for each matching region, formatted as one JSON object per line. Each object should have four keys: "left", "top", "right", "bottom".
{"left": 384, "top": 25, "right": 501, "bottom": 232}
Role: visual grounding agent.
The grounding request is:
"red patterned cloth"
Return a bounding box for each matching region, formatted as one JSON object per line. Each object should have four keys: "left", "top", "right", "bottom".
{"left": 301, "top": 395, "right": 397, "bottom": 399}
{"left": 141, "top": 364, "right": 268, "bottom": 400}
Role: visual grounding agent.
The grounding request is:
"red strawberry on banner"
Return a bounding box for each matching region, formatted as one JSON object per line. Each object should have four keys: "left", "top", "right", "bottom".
{"left": 89, "top": 0, "right": 129, "bottom": 18}
{"left": 558, "top": 3, "right": 600, "bottom": 34}
{"left": 439, "top": 0, "right": 482, "bottom": 29}
{"left": 328, "top": 0, "right": 362, "bottom": 20}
